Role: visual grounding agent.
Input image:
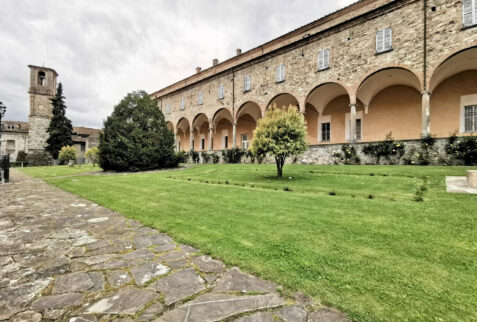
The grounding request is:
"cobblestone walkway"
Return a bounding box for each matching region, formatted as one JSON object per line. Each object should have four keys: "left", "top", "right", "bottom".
{"left": 0, "top": 170, "right": 347, "bottom": 321}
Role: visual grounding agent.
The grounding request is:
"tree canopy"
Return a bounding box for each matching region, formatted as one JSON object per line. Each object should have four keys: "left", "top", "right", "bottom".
{"left": 99, "top": 90, "right": 177, "bottom": 171}
{"left": 45, "top": 83, "right": 74, "bottom": 159}
{"left": 251, "top": 104, "right": 307, "bottom": 177}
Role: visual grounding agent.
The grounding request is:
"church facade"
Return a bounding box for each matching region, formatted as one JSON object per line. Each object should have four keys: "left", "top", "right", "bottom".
{"left": 152, "top": 0, "right": 477, "bottom": 163}
{"left": 1, "top": 66, "right": 100, "bottom": 162}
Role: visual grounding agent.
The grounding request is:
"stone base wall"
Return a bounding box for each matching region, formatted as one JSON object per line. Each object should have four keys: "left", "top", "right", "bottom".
{"left": 27, "top": 116, "right": 51, "bottom": 152}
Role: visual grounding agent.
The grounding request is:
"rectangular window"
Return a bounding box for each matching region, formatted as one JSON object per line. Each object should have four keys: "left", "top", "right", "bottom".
{"left": 376, "top": 27, "right": 392, "bottom": 53}
{"left": 224, "top": 136, "right": 229, "bottom": 149}
{"left": 318, "top": 49, "right": 330, "bottom": 70}
{"left": 464, "top": 105, "right": 477, "bottom": 132}
{"left": 165, "top": 104, "right": 171, "bottom": 115}
{"left": 80, "top": 143, "right": 86, "bottom": 152}
{"left": 321, "top": 123, "right": 330, "bottom": 142}
{"left": 241, "top": 134, "right": 249, "bottom": 149}
{"left": 463, "top": 0, "right": 476, "bottom": 27}
{"left": 181, "top": 98, "right": 185, "bottom": 110}
{"left": 198, "top": 92, "right": 203, "bottom": 106}
{"left": 244, "top": 75, "right": 251, "bottom": 92}
{"left": 275, "top": 64, "right": 285, "bottom": 82}
{"left": 356, "top": 119, "right": 362, "bottom": 140}
{"left": 218, "top": 84, "right": 224, "bottom": 99}
{"left": 201, "top": 138, "right": 205, "bottom": 150}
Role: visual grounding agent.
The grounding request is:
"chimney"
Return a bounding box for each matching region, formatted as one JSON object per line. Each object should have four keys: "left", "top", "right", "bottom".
{"left": 196, "top": 67, "right": 202, "bottom": 73}
{"left": 236, "top": 48, "right": 242, "bottom": 56}
{"left": 212, "top": 58, "right": 219, "bottom": 66}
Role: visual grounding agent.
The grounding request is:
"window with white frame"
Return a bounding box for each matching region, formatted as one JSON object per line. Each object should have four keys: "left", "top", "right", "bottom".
{"left": 318, "top": 49, "right": 330, "bottom": 71}
{"left": 376, "top": 27, "right": 392, "bottom": 53}
{"left": 218, "top": 84, "right": 224, "bottom": 99}
{"left": 244, "top": 75, "right": 251, "bottom": 92}
{"left": 241, "top": 134, "right": 249, "bottom": 149}
{"left": 180, "top": 98, "right": 185, "bottom": 110}
{"left": 198, "top": 92, "right": 203, "bottom": 106}
{"left": 276, "top": 64, "right": 285, "bottom": 82}
{"left": 165, "top": 103, "right": 171, "bottom": 115}
{"left": 464, "top": 105, "right": 477, "bottom": 132}
{"left": 463, "top": 0, "right": 476, "bottom": 27}
{"left": 345, "top": 111, "right": 363, "bottom": 141}
{"left": 318, "top": 115, "right": 331, "bottom": 142}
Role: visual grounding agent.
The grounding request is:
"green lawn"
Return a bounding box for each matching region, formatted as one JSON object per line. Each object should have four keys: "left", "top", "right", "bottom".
{"left": 30, "top": 164, "right": 476, "bottom": 321}
{"left": 20, "top": 164, "right": 99, "bottom": 178}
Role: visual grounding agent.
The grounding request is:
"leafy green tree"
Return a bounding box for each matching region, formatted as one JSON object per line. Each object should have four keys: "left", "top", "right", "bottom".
{"left": 58, "top": 145, "right": 77, "bottom": 164}
{"left": 99, "top": 90, "right": 177, "bottom": 171}
{"left": 46, "top": 83, "right": 74, "bottom": 159}
{"left": 85, "top": 147, "right": 99, "bottom": 166}
{"left": 251, "top": 104, "right": 307, "bottom": 177}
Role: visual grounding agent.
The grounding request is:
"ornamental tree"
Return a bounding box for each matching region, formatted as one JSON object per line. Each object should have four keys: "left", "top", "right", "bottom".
{"left": 99, "top": 90, "right": 177, "bottom": 171}
{"left": 58, "top": 145, "right": 77, "bottom": 164}
{"left": 251, "top": 104, "right": 307, "bottom": 177}
{"left": 85, "top": 147, "right": 99, "bottom": 166}
{"left": 45, "top": 83, "right": 74, "bottom": 159}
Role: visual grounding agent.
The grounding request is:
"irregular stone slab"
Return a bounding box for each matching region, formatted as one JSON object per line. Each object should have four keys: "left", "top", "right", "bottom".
{"left": 275, "top": 305, "right": 308, "bottom": 322}
{"left": 148, "top": 268, "right": 205, "bottom": 305}
{"left": 134, "top": 234, "right": 173, "bottom": 248}
{"left": 12, "top": 310, "right": 42, "bottom": 322}
{"left": 91, "top": 259, "right": 134, "bottom": 270}
{"left": 87, "top": 272, "right": 105, "bottom": 292}
{"left": 108, "top": 270, "right": 132, "bottom": 288}
{"left": 137, "top": 301, "right": 164, "bottom": 321}
{"left": 52, "top": 272, "right": 95, "bottom": 294}
{"left": 76, "top": 254, "right": 116, "bottom": 265}
{"left": 179, "top": 244, "right": 199, "bottom": 254}
{"left": 204, "top": 273, "right": 219, "bottom": 284}
{"left": 83, "top": 286, "right": 157, "bottom": 315}
{"left": 122, "top": 249, "right": 156, "bottom": 261}
{"left": 152, "top": 244, "right": 176, "bottom": 253}
{"left": 0, "top": 278, "right": 51, "bottom": 320}
{"left": 157, "top": 250, "right": 189, "bottom": 262}
{"left": 191, "top": 255, "right": 225, "bottom": 273}
{"left": 215, "top": 267, "right": 277, "bottom": 293}
{"left": 234, "top": 311, "right": 274, "bottom": 321}
{"left": 69, "top": 316, "right": 97, "bottom": 322}
{"left": 130, "top": 262, "right": 170, "bottom": 285}
{"left": 87, "top": 217, "right": 109, "bottom": 223}
{"left": 68, "top": 247, "right": 86, "bottom": 258}
{"left": 156, "top": 293, "right": 285, "bottom": 322}
{"left": 31, "top": 293, "right": 84, "bottom": 311}
{"left": 307, "top": 307, "right": 349, "bottom": 322}
{"left": 43, "top": 309, "right": 64, "bottom": 320}
{"left": 167, "top": 259, "right": 188, "bottom": 269}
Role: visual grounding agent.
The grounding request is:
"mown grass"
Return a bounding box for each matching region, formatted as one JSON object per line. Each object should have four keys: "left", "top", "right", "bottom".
{"left": 20, "top": 164, "right": 99, "bottom": 178}
{"left": 34, "top": 164, "right": 476, "bottom": 321}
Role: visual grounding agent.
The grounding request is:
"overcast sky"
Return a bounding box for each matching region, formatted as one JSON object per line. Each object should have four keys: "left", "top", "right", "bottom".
{"left": 1, "top": 0, "right": 355, "bottom": 128}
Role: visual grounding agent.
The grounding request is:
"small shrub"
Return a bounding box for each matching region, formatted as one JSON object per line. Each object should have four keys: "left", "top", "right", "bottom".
{"left": 223, "top": 148, "right": 246, "bottom": 164}
{"left": 329, "top": 191, "right": 336, "bottom": 196}
{"left": 245, "top": 149, "right": 255, "bottom": 163}
{"left": 58, "top": 146, "right": 77, "bottom": 165}
{"left": 445, "top": 133, "right": 477, "bottom": 165}
{"left": 211, "top": 153, "right": 220, "bottom": 164}
{"left": 201, "top": 152, "right": 211, "bottom": 164}
{"left": 332, "top": 145, "right": 360, "bottom": 165}
{"left": 225, "top": 180, "right": 229, "bottom": 184}
{"left": 368, "top": 194, "right": 374, "bottom": 199}
{"left": 189, "top": 151, "right": 200, "bottom": 164}
{"left": 85, "top": 147, "right": 99, "bottom": 166}
{"left": 26, "top": 151, "right": 53, "bottom": 166}
{"left": 362, "top": 133, "right": 405, "bottom": 165}
{"left": 16, "top": 151, "right": 27, "bottom": 163}
{"left": 176, "top": 151, "right": 189, "bottom": 163}
{"left": 283, "top": 187, "right": 292, "bottom": 192}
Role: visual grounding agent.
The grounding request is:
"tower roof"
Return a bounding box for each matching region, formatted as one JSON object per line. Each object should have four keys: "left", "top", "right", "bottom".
{"left": 27, "top": 65, "right": 59, "bottom": 76}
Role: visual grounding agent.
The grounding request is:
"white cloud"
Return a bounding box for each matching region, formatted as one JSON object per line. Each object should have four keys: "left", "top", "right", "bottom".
{"left": 0, "top": 0, "right": 355, "bottom": 128}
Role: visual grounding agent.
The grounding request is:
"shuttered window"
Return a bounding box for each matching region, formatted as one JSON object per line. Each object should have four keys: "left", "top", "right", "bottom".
{"left": 464, "top": 105, "right": 477, "bottom": 132}
{"left": 244, "top": 75, "right": 251, "bottom": 92}
{"left": 165, "top": 104, "right": 171, "bottom": 115}
{"left": 181, "top": 98, "right": 185, "bottom": 110}
{"left": 463, "top": 0, "right": 476, "bottom": 26}
{"left": 198, "top": 92, "right": 203, "bottom": 106}
{"left": 318, "top": 49, "right": 330, "bottom": 70}
{"left": 218, "top": 84, "right": 224, "bottom": 99}
{"left": 275, "top": 64, "right": 285, "bottom": 82}
{"left": 376, "top": 27, "right": 392, "bottom": 53}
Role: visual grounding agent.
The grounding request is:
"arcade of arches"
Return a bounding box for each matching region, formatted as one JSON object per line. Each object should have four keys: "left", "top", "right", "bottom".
{"left": 170, "top": 47, "right": 477, "bottom": 152}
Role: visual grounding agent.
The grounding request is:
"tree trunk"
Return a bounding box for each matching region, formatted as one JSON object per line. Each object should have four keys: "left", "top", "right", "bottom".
{"left": 275, "top": 156, "right": 284, "bottom": 178}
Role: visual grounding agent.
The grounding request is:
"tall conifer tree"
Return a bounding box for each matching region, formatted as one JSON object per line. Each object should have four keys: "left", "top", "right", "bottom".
{"left": 45, "top": 83, "right": 73, "bottom": 159}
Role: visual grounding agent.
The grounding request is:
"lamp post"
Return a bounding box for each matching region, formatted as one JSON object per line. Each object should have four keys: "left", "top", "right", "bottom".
{"left": 0, "top": 101, "right": 6, "bottom": 183}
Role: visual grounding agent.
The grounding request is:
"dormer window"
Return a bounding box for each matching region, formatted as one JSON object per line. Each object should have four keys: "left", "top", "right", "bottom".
{"left": 38, "top": 71, "right": 46, "bottom": 85}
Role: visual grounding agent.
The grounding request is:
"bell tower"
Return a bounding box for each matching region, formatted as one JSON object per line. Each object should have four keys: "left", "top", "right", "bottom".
{"left": 27, "top": 65, "right": 58, "bottom": 152}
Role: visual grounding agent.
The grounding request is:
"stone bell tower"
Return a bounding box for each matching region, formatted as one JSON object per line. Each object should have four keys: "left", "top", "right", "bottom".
{"left": 27, "top": 65, "right": 58, "bottom": 152}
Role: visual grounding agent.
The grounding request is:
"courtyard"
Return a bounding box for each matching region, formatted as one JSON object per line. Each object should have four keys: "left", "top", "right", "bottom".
{"left": 6, "top": 164, "right": 476, "bottom": 321}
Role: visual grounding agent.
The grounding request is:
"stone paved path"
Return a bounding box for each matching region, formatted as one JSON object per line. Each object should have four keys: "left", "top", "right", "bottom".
{"left": 0, "top": 170, "right": 348, "bottom": 321}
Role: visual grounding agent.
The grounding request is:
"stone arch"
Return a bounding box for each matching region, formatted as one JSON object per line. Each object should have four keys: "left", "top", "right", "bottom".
{"left": 165, "top": 121, "right": 174, "bottom": 133}
{"left": 266, "top": 93, "right": 300, "bottom": 112}
{"left": 356, "top": 67, "right": 423, "bottom": 141}
{"left": 212, "top": 108, "right": 234, "bottom": 150}
{"left": 38, "top": 71, "right": 46, "bottom": 85}
{"left": 235, "top": 101, "right": 262, "bottom": 149}
{"left": 304, "top": 82, "right": 352, "bottom": 144}
{"left": 192, "top": 113, "right": 210, "bottom": 151}
{"left": 176, "top": 117, "right": 191, "bottom": 151}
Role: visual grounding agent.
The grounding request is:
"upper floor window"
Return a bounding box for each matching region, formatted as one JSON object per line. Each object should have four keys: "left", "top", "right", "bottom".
{"left": 318, "top": 49, "right": 330, "bottom": 71}
{"left": 218, "top": 84, "right": 224, "bottom": 99}
{"left": 165, "top": 103, "right": 171, "bottom": 115}
{"left": 198, "top": 92, "right": 203, "bottom": 106}
{"left": 463, "top": 0, "right": 476, "bottom": 27}
{"left": 38, "top": 71, "right": 46, "bottom": 85}
{"left": 376, "top": 27, "right": 392, "bottom": 53}
{"left": 276, "top": 64, "right": 285, "bottom": 83}
{"left": 244, "top": 75, "right": 251, "bottom": 92}
{"left": 181, "top": 98, "right": 185, "bottom": 110}
{"left": 464, "top": 105, "right": 477, "bottom": 132}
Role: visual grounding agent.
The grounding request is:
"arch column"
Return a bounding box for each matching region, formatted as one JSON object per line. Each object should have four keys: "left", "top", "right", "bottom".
{"left": 189, "top": 130, "right": 194, "bottom": 151}
{"left": 208, "top": 127, "right": 213, "bottom": 151}
{"left": 174, "top": 132, "right": 178, "bottom": 152}
{"left": 232, "top": 123, "right": 237, "bottom": 148}
{"left": 421, "top": 91, "right": 430, "bottom": 137}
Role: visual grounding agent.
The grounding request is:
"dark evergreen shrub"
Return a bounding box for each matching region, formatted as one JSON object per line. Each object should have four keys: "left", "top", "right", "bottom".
{"left": 201, "top": 152, "right": 211, "bottom": 164}
{"left": 26, "top": 151, "right": 53, "bottom": 166}
{"left": 16, "top": 151, "right": 27, "bottom": 163}
{"left": 445, "top": 134, "right": 477, "bottom": 165}
{"left": 189, "top": 151, "right": 200, "bottom": 163}
{"left": 175, "top": 151, "right": 189, "bottom": 163}
{"left": 362, "top": 133, "right": 405, "bottom": 164}
{"left": 211, "top": 153, "right": 220, "bottom": 164}
{"left": 99, "top": 90, "right": 177, "bottom": 171}
{"left": 332, "top": 144, "right": 360, "bottom": 165}
{"left": 223, "top": 148, "right": 245, "bottom": 163}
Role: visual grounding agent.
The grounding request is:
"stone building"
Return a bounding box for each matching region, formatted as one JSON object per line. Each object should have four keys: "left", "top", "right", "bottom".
{"left": 0, "top": 65, "right": 100, "bottom": 162}
{"left": 152, "top": 0, "right": 477, "bottom": 163}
